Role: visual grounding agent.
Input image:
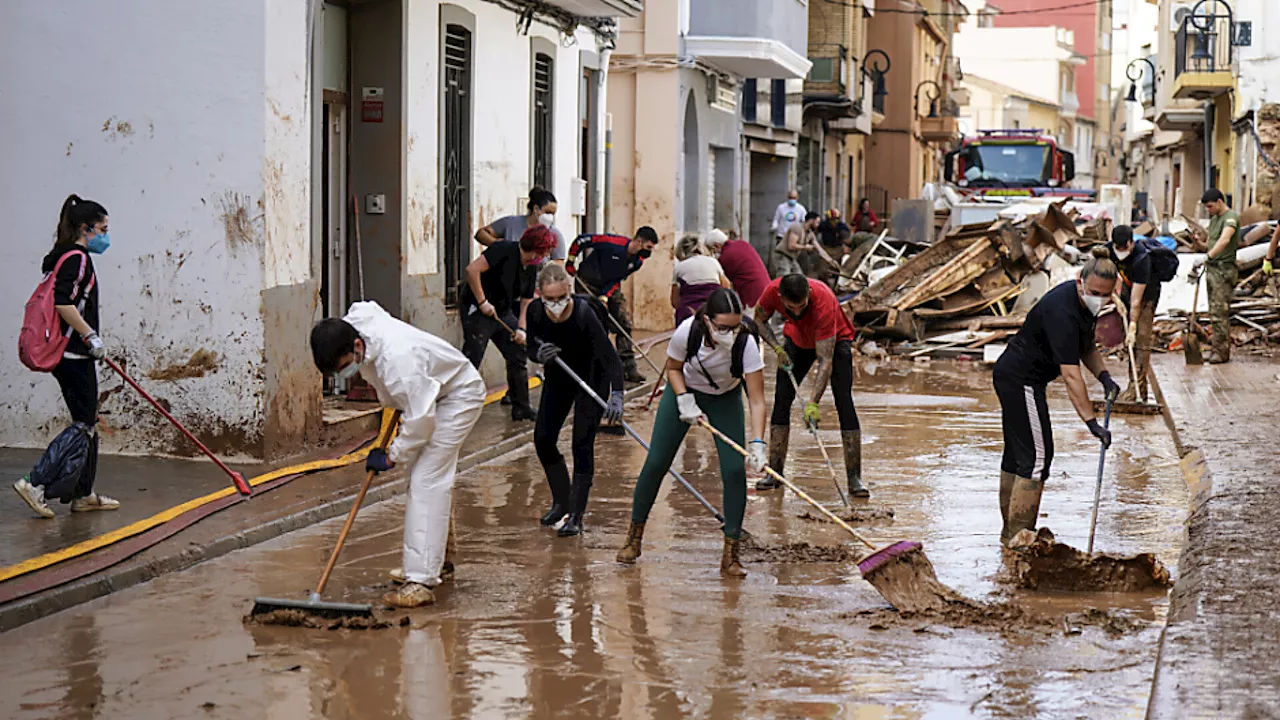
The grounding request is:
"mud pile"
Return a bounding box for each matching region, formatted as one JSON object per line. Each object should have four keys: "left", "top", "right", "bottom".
{"left": 846, "top": 601, "right": 1147, "bottom": 637}
{"left": 860, "top": 542, "right": 968, "bottom": 613}
{"left": 797, "top": 506, "right": 896, "bottom": 524}
{"left": 742, "top": 541, "right": 861, "bottom": 563}
{"left": 245, "top": 608, "right": 402, "bottom": 630}
{"left": 1006, "top": 528, "right": 1172, "bottom": 592}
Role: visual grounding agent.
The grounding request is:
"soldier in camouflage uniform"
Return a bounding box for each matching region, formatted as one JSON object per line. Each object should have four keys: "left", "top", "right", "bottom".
{"left": 1198, "top": 189, "right": 1240, "bottom": 364}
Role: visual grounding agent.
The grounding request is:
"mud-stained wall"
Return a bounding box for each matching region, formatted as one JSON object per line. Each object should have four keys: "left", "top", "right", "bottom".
{"left": 398, "top": 1, "right": 605, "bottom": 386}
{"left": 0, "top": 0, "right": 280, "bottom": 456}
{"left": 262, "top": 280, "right": 322, "bottom": 456}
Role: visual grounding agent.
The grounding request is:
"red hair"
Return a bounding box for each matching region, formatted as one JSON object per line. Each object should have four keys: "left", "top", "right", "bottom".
{"left": 519, "top": 225, "right": 558, "bottom": 256}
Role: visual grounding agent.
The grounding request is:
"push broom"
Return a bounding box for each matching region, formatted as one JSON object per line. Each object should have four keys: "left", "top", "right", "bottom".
{"left": 250, "top": 410, "right": 401, "bottom": 621}
{"left": 699, "top": 419, "right": 960, "bottom": 613}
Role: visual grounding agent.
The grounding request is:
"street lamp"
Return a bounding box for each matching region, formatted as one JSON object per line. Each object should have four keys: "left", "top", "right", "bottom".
{"left": 914, "top": 79, "right": 941, "bottom": 118}
{"left": 1124, "top": 58, "right": 1157, "bottom": 104}
{"left": 861, "top": 49, "right": 891, "bottom": 105}
{"left": 1187, "top": 0, "right": 1234, "bottom": 72}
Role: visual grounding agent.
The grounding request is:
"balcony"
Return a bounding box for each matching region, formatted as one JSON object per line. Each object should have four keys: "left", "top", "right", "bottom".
{"left": 919, "top": 99, "right": 961, "bottom": 143}
{"left": 1060, "top": 89, "right": 1080, "bottom": 118}
{"left": 803, "top": 44, "right": 856, "bottom": 119}
{"left": 1172, "top": 10, "right": 1234, "bottom": 99}
{"left": 546, "top": 0, "right": 642, "bottom": 17}
{"left": 686, "top": 0, "right": 810, "bottom": 79}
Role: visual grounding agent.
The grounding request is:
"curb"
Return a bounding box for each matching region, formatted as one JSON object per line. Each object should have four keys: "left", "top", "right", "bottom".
{"left": 0, "top": 381, "right": 658, "bottom": 632}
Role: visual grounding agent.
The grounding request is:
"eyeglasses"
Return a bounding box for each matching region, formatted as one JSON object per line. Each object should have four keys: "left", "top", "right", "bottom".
{"left": 707, "top": 319, "right": 740, "bottom": 333}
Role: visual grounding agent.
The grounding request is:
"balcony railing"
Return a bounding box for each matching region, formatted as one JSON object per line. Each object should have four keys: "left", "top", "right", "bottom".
{"left": 1174, "top": 9, "right": 1233, "bottom": 78}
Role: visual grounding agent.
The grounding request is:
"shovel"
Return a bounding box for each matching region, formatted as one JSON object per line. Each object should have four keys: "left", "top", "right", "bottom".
{"left": 1086, "top": 397, "right": 1114, "bottom": 554}
{"left": 1184, "top": 268, "right": 1203, "bottom": 365}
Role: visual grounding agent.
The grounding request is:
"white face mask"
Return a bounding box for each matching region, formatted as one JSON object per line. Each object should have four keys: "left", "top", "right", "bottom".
{"left": 336, "top": 357, "right": 362, "bottom": 381}
{"left": 707, "top": 323, "right": 737, "bottom": 345}
{"left": 1114, "top": 247, "right": 1131, "bottom": 260}
{"left": 538, "top": 213, "right": 555, "bottom": 227}
{"left": 545, "top": 298, "right": 571, "bottom": 317}
{"left": 1082, "top": 294, "right": 1106, "bottom": 316}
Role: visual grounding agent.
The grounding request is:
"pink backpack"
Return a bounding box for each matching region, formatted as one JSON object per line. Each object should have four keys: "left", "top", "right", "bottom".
{"left": 19, "top": 250, "right": 94, "bottom": 372}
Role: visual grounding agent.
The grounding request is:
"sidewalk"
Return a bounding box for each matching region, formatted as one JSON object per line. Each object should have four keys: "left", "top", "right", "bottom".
{"left": 1147, "top": 353, "right": 1280, "bottom": 717}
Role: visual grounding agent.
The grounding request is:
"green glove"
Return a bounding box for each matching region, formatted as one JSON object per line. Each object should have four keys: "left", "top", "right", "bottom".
{"left": 803, "top": 402, "right": 821, "bottom": 426}
{"left": 774, "top": 345, "right": 792, "bottom": 371}
{"left": 1264, "top": 258, "right": 1274, "bottom": 276}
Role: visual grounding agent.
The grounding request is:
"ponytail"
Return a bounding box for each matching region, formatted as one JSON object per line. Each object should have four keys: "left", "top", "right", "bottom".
{"left": 55, "top": 194, "right": 108, "bottom": 248}
{"left": 527, "top": 187, "right": 556, "bottom": 214}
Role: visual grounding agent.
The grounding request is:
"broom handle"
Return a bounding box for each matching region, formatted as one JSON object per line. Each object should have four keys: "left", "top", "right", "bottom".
{"left": 777, "top": 350, "right": 850, "bottom": 508}
{"left": 1086, "top": 398, "right": 1113, "bottom": 555}
{"left": 314, "top": 411, "right": 401, "bottom": 596}
{"left": 574, "top": 275, "right": 665, "bottom": 378}
{"left": 698, "top": 419, "right": 876, "bottom": 551}
{"left": 103, "top": 358, "right": 248, "bottom": 493}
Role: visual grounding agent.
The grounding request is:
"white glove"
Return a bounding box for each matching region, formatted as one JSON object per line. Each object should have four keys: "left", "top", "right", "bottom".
{"left": 514, "top": 329, "right": 527, "bottom": 346}
{"left": 747, "top": 440, "right": 767, "bottom": 473}
{"left": 85, "top": 332, "right": 106, "bottom": 360}
{"left": 479, "top": 301, "right": 496, "bottom": 318}
{"left": 676, "top": 393, "right": 704, "bottom": 425}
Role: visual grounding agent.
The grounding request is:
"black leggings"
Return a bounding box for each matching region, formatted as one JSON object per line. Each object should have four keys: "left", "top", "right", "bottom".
{"left": 534, "top": 371, "right": 606, "bottom": 478}
{"left": 771, "top": 338, "right": 860, "bottom": 431}
{"left": 993, "top": 370, "right": 1054, "bottom": 482}
{"left": 461, "top": 310, "right": 531, "bottom": 411}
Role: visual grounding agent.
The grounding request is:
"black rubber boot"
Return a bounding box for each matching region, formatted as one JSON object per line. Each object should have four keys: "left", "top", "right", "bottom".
{"left": 558, "top": 475, "right": 593, "bottom": 537}
{"left": 756, "top": 424, "right": 789, "bottom": 490}
{"left": 1005, "top": 475, "right": 1043, "bottom": 547}
{"left": 998, "top": 471, "right": 1016, "bottom": 540}
{"left": 842, "top": 430, "right": 870, "bottom": 499}
{"left": 540, "top": 460, "right": 572, "bottom": 526}
{"left": 622, "top": 359, "right": 646, "bottom": 384}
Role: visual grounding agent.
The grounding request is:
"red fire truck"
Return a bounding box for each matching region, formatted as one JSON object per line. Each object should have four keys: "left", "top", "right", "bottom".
{"left": 943, "top": 129, "right": 1096, "bottom": 201}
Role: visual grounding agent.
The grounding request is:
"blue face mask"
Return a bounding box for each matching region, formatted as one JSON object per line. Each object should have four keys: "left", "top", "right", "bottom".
{"left": 787, "top": 199, "right": 797, "bottom": 207}
{"left": 87, "top": 231, "right": 111, "bottom": 255}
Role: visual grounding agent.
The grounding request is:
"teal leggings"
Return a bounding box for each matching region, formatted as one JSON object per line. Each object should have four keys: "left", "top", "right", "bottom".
{"left": 630, "top": 383, "right": 747, "bottom": 539}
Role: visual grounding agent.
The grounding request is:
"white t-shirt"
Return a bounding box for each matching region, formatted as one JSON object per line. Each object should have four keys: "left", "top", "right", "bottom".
{"left": 667, "top": 316, "right": 765, "bottom": 395}
{"left": 672, "top": 255, "right": 725, "bottom": 286}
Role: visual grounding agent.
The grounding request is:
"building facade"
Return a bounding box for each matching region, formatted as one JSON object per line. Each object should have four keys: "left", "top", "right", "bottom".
{"left": 0, "top": 0, "right": 634, "bottom": 456}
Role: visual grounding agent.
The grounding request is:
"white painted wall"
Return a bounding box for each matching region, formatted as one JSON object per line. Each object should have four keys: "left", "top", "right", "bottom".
{"left": 954, "top": 26, "right": 1070, "bottom": 107}
{"left": 0, "top": 0, "right": 308, "bottom": 455}
{"left": 403, "top": 0, "right": 600, "bottom": 280}
{"left": 1235, "top": 0, "right": 1280, "bottom": 117}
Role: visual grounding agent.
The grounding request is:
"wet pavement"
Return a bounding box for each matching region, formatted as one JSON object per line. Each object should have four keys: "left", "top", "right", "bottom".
{"left": 0, "top": 359, "right": 1189, "bottom": 718}
{"left": 1146, "top": 354, "right": 1280, "bottom": 718}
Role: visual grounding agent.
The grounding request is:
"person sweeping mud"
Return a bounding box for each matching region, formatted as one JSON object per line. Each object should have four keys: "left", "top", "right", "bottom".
{"left": 754, "top": 274, "right": 868, "bottom": 499}
{"left": 1106, "top": 225, "right": 1175, "bottom": 402}
{"left": 616, "top": 288, "right": 768, "bottom": 576}
{"left": 566, "top": 227, "right": 658, "bottom": 383}
{"left": 525, "top": 263, "right": 624, "bottom": 536}
{"left": 310, "top": 302, "right": 486, "bottom": 607}
{"left": 993, "top": 251, "right": 1121, "bottom": 546}
{"left": 460, "top": 225, "right": 558, "bottom": 421}
{"left": 14, "top": 195, "right": 119, "bottom": 517}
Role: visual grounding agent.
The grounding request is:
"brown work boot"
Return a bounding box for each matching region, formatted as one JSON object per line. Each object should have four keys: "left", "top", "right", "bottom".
{"left": 1206, "top": 349, "right": 1231, "bottom": 364}
{"left": 720, "top": 537, "right": 747, "bottom": 577}
{"left": 998, "top": 471, "right": 1016, "bottom": 537}
{"left": 1004, "top": 475, "right": 1043, "bottom": 546}
{"left": 616, "top": 521, "right": 645, "bottom": 564}
{"left": 382, "top": 582, "right": 435, "bottom": 608}
{"left": 756, "top": 425, "right": 789, "bottom": 490}
{"left": 842, "top": 430, "right": 870, "bottom": 499}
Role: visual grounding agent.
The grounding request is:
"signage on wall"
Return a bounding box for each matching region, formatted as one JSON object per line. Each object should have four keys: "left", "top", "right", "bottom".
{"left": 362, "top": 87, "right": 384, "bottom": 123}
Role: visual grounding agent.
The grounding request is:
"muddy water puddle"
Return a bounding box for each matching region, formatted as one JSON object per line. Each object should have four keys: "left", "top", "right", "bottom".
{"left": 0, "top": 360, "right": 1186, "bottom": 719}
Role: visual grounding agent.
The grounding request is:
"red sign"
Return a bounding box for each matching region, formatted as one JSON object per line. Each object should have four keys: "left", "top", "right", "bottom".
{"left": 362, "top": 100, "right": 384, "bottom": 123}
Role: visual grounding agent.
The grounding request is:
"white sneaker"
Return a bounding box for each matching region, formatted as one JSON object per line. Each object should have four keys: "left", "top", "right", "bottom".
{"left": 71, "top": 493, "right": 120, "bottom": 512}
{"left": 14, "top": 478, "right": 54, "bottom": 518}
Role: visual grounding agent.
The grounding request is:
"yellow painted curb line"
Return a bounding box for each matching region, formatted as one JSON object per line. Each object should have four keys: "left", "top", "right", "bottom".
{"left": 0, "top": 375, "right": 541, "bottom": 586}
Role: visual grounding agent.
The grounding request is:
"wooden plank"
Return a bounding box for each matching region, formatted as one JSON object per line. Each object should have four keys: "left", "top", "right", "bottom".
{"left": 892, "top": 238, "right": 997, "bottom": 310}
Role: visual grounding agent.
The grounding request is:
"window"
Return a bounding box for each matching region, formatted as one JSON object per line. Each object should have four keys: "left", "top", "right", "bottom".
{"left": 441, "top": 19, "right": 473, "bottom": 307}
{"left": 532, "top": 52, "right": 554, "bottom": 189}
{"left": 808, "top": 58, "right": 837, "bottom": 83}
{"left": 771, "top": 79, "right": 786, "bottom": 127}
{"left": 742, "top": 79, "right": 758, "bottom": 123}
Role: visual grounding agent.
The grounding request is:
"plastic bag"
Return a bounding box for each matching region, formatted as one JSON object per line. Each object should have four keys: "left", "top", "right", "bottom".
{"left": 30, "top": 422, "right": 97, "bottom": 503}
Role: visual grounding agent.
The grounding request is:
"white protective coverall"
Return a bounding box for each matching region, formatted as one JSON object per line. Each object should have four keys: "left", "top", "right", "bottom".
{"left": 344, "top": 301, "right": 486, "bottom": 586}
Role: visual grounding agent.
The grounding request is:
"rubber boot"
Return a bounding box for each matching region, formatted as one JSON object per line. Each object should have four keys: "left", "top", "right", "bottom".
{"left": 558, "top": 475, "right": 592, "bottom": 537}
{"left": 720, "top": 537, "right": 747, "bottom": 577}
{"left": 998, "top": 471, "right": 1016, "bottom": 540}
{"left": 622, "top": 358, "right": 646, "bottom": 384}
{"left": 616, "top": 521, "right": 645, "bottom": 563}
{"left": 756, "top": 424, "right": 789, "bottom": 490}
{"left": 842, "top": 430, "right": 870, "bottom": 499}
{"left": 1004, "top": 475, "right": 1043, "bottom": 546}
{"left": 540, "top": 460, "right": 572, "bottom": 526}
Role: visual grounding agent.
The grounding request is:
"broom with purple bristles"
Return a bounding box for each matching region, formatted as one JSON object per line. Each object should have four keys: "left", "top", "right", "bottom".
{"left": 699, "top": 420, "right": 962, "bottom": 613}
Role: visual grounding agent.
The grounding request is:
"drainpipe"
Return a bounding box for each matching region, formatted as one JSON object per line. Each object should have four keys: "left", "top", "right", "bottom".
{"left": 1204, "top": 99, "right": 1215, "bottom": 191}
{"left": 598, "top": 45, "right": 613, "bottom": 232}
{"left": 604, "top": 113, "right": 613, "bottom": 232}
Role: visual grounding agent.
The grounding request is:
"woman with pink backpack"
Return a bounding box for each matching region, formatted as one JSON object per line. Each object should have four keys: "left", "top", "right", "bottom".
{"left": 14, "top": 194, "right": 119, "bottom": 518}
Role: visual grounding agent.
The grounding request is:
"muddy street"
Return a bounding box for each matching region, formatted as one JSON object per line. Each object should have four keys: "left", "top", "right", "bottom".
{"left": 0, "top": 361, "right": 1186, "bottom": 719}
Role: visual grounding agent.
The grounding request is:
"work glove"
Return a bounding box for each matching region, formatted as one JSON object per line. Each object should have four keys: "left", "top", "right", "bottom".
{"left": 598, "top": 295, "right": 610, "bottom": 307}
{"left": 773, "top": 345, "right": 792, "bottom": 372}
{"left": 604, "top": 390, "right": 624, "bottom": 423}
{"left": 1099, "top": 371, "right": 1121, "bottom": 402}
{"left": 1086, "top": 419, "right": 1112, "bottom": 449}
{"left": 534, "top": 342, "right": 560, "bottom": 365}
{"left": 84, "top": 332, "right": 106, "bottom": 360}
{"left": 1125, "top": 322, "right": 1137, "bottom": 349}
{"left": 676, "top": 392, "right": 704, "bottom": 425}
{"left": 1264, "top": 258, "right": 1274, "bottom": 276}
{"left": 514, "top": 328, "right": 527, "bottom": 346}
{"left": 366, "top": 448, "right": 395, "bottom": 473}
{"left": 803, "top": 402, "right": 821, "bottom": 426}
{"left": 479, "top": 300, "right": 497, "bottom": 318}
{"left": 747, "top": 439, "right": 768, "bottom": 473}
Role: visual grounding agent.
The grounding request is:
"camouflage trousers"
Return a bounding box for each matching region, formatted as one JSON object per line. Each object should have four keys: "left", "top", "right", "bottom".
{"left": 1206, "top": 263, "right": 1238, "bottom": 358}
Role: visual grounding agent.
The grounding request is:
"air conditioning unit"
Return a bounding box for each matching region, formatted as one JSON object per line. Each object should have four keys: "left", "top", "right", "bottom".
{"left": 708, "top": 75, "right": 737, "bottom": 114}
{"left": 1170, "top": 1, "right": 1194, "bottom": 31}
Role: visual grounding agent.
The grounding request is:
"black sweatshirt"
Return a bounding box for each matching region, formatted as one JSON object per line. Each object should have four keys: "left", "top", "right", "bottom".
{"left": 995, "top": 281, "right": 1097, "bottom": 387}
{"left": 43, "top": 244, "right": 99, "bottom": 357}
{"left": 526, "top": 297, "right": 624, "bottom": 393}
